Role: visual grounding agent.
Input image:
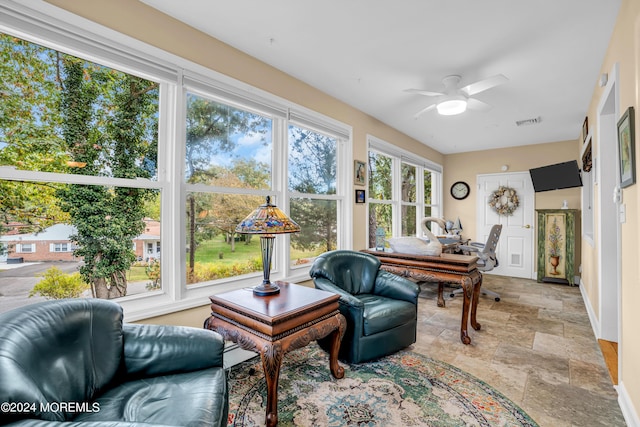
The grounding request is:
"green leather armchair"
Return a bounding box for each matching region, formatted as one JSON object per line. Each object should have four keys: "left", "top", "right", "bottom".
{"left": 0, "top": 298, "right": 228, "bottom": 427}
{"left": 310, "top": 250, "right": 421, "bottom": 364}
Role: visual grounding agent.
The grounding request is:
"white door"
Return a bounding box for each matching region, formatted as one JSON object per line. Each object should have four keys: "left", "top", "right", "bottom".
{"left": 477, "top": 172, "right": 535, "bottom": 278}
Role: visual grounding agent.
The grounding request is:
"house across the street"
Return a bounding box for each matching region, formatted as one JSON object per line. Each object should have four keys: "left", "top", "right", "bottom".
{"left": 0, "top": 219, "right": 161, "bottom": 263}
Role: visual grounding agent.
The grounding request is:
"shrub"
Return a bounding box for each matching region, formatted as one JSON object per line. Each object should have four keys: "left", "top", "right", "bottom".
{"left": 29, "top": 267, "right": 90, "bottom": 299}
{"left": 188, "top": 257, "right": 262, "bottom": 283}
{"left": 145, "top": 259, "right": 161, "bottom": 290}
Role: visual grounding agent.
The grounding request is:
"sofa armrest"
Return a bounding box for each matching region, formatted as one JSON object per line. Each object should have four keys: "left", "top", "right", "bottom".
{"left": 374, "top": 270, "right": 420, "bottom": 304}
{"left": 312, "top": 278, "right": 364, "bottom": 309}
{"left": 122, "top": 324, "right": 224, "bottom": 378}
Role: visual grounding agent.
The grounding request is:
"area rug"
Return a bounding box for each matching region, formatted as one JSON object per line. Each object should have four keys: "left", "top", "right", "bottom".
{"left": 226, "top": 343, "right": 538, "bottom": 426}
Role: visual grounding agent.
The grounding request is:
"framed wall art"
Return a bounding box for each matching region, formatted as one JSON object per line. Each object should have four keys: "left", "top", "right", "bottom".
{"left": 354, "top": 160, "right": 366, "bottom": 186}
{"left": 617, "top": 106, "right": 636, "bottom": 188}
{"left": 355, "top": 189, "right": 366, "bottom": 204}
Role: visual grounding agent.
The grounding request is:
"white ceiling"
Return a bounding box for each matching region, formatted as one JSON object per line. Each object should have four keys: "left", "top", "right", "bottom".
{"left": 141, "top": 0, "right": 621, "bottom": 154}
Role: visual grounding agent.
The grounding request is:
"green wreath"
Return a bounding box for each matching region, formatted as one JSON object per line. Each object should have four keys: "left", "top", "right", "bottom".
{"left": 489, "top": 186, "right": 519, "bottom": 216}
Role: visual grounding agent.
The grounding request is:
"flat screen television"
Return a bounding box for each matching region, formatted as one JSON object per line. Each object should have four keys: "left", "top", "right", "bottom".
{"left": 529, "top": 160, "right": 583, "bottom": 192}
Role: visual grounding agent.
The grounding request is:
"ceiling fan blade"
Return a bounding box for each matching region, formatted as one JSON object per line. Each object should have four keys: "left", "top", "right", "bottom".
{"left": 461, "top": 74, "right": 508, "bottom": 96}
{"left": 413, "top": 103, "right": 437, "bottom": 118}
{"left": 467, "top": 98, "right": 492, "bottom": 111}
{"left": 405, "top": 88, "right": 445, "bottom": 97}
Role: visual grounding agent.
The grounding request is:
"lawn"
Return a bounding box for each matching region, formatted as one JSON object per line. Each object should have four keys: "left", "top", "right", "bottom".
{"left": 127, "top": 235, "right": 321, "bottom": 282}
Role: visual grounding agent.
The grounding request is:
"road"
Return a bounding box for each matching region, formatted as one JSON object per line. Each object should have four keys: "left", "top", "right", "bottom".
{"left": 0, "top": 261, "right": 83, "bottom": 313}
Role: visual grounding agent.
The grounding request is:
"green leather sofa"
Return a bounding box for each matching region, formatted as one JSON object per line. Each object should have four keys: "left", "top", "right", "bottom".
{"left": 310, "top": 250, "right": 421, "bottom": 364}
{"left": 0, "top": 298, "right": 228, "bottom": 426}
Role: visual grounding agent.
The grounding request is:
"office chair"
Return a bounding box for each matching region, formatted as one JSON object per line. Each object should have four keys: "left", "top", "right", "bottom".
{"left": 450, "top": 224, "right": 503, "bottom": 302}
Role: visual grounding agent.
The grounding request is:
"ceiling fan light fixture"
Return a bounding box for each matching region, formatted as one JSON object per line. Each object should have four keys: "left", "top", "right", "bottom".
{"left": 436, "top": 98, "right": 467, "bottom": 115}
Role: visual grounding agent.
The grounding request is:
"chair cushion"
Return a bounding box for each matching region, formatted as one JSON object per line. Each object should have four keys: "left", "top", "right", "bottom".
{"left": 310, "top": 250, "right": 380, "bottom": 294}
{"left": 358, "top": 294, "right": 417, "bottom": 336}
{"left": 74, "top": 368, "right": 228, "bottom": 427}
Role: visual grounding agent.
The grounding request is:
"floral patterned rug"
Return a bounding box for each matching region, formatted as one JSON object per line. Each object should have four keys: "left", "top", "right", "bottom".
{"left": 226, "top": 343, "right": 538, "bottom": 426}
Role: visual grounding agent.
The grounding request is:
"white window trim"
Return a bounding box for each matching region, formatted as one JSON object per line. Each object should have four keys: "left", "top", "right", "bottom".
{"left": 0, "top": 0, "right": 353, "bottom": 321}
{"left": 366, "top": 135, "right": 443, "bottom": 239}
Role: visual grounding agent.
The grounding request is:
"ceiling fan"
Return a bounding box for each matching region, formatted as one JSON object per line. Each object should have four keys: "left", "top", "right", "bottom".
{"left": 405, "top": 74, "right": 508, "bottom": 117}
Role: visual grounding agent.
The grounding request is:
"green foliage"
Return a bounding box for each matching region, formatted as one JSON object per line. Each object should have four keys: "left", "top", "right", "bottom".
{"left": 288, "top": 127, "right": 337, "bottom": 253}
{"left": 56, "top": 58, "right": 158, "bottom": 299}
{"left": 190, "top": 258, "right": 262, "bottom": 283}
{"left": 29, "top": 266, "right": 89, "bottom": 299}
{"left": 0, "top": 34, "right": 69, "bottom": 231}
{"left": 145, "top": 259, "right": 161, "bottom": 290}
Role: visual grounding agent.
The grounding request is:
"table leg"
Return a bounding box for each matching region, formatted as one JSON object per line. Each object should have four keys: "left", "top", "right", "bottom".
{"left": 327, "top": 314, "right": 346, "bottom": 379}
{"left": 459, "top": 279, "right": 472, "bottom": 345}
{"left": 437, "top": 283, "right": 445, "bottom": 307}
{"left": 260, "top": 343, "right": 283, "bottom": 427}
{"left": 470, "top": 274, "right": 482, "bottom": 331}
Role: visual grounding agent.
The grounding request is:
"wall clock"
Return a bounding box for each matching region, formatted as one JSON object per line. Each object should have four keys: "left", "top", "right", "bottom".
{"left": 450, "top": 181, "right": 470, "bottom": 200}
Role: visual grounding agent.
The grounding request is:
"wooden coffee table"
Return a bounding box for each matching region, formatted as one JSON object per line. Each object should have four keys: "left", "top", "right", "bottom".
{"left": 205, "top": 282, "right": 346, "bottom": 427}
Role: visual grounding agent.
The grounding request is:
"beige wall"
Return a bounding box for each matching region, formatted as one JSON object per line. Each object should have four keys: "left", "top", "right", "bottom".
{"left": 582, "top": 0, "right": 640, "bottom": 414}
{"left": 443, "top": 140, "right": 582, "bottom": 241}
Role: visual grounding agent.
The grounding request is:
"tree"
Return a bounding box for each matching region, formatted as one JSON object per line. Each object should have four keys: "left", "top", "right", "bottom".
{"left": 0, "top": 34, "right": 69, "bottom": 233}
{"left": 287, "top": 127, "right": 337, "bottom": 253}
{"left": 368, "top": 151, "right": 392, "bottom": 247}
{"left": 184, "top": 95, "right": 268, "bottom": 278}
{"left": 57, "top": 57, "right": 158, "bottom": 299}
{"left": 203, "top": 168, "right": 265, "bottom": 252}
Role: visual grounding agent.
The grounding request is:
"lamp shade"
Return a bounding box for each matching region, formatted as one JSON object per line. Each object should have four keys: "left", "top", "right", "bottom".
{"left": 235, "top": 196, "right": 301, "bottom": 235}
{"left": 234, "top": 196, "right": 300, "bottom": 296}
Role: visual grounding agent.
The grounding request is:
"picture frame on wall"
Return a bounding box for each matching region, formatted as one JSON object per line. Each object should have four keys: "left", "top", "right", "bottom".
{"left": 354, "top": 160, "right": 366, "bottom": 186}
{"left": 617, "top": 106, "right": 636, "bottom": 188}
{"left": 582, "top": 116, "right": 589, "bottom": 143}
{"left": 355, "top": 189, "right": 366, "bottom": 204}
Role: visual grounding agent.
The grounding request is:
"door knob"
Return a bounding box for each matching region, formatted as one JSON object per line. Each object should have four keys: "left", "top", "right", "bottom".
{"left": 523, "top": 225, "right": 531, "bottom": 229}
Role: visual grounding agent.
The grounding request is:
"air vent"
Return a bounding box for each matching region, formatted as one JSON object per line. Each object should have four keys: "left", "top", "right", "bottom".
{"left": 515, "top": 116, "right": 542, "bottom": 127}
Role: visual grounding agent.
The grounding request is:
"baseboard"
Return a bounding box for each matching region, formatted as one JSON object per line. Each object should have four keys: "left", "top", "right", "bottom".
{"left": 617, "top": 380, "right": 640, "bottom": 427}
{"left": 579, "top": 277, "right": 600, "bottom": 339}
{"left": 580, "top": 279, "right": 639, "bottom": 426}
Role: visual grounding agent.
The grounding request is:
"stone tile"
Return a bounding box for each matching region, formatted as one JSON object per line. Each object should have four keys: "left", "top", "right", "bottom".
{"left": 493, "top": 343, "right": 570, "bottom": 385}
{"left": 523, "top": 373, "right": 625, "bottom": 427}
{"left": 410, "top": 275, "right": 626, "bottom": 427}
{"left": 570, "top": 359, "right": 616, "bottom": 395}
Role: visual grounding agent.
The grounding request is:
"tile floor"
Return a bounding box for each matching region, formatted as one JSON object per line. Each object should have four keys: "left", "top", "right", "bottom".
{"left": 413, "top": 275, "right": 626, "bottom": 427}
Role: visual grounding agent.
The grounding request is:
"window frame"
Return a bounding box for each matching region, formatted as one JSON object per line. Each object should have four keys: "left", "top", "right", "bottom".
{"left": 367, "top": 135, "right": 443, "bottom": 241}
{"left": 0, "top": 0, "right": 353, "bottom": 320}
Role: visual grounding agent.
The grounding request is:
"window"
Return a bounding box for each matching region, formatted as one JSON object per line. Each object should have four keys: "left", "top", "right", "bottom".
{"left": 52, "top": 243, "right": 71, "bottom": 253}
{"left": 183, "top": 92, "right": 273, "bottom": 286}
{"left": 288, "top": 124, "right": 341, "bottom": 266}
{"left": 367, "top": 136, "right": 442, "bottom": 247}
{"left": 0, "top": 27, "right": 162, "bottom": 304}
{"left": 0, "top": 1, "right": 351, "bottom": 318}
{"left": 17, "top": 243, "right": 34, "bottom": 253}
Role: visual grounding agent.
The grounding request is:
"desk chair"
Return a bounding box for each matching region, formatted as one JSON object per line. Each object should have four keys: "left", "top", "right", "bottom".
{"left": 450, "top": 224, "right": 503, "bottom": 302}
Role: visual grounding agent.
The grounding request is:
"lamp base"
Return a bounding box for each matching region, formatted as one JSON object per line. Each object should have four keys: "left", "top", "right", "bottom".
{"left": 252, "top": 282, "right": 280, "bottom": 296}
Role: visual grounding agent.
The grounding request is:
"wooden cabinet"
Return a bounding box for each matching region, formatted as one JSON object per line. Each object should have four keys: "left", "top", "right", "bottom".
{"left": 536, "top": 209, "right": 579, "bottom": 285}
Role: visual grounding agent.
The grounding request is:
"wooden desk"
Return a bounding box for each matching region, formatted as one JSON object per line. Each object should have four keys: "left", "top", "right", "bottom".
{"left": 205, "top": 282, "right": 346, "bottom": 427}
{"left": 362, "top": 250, "right": 482, "bottom": 345}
